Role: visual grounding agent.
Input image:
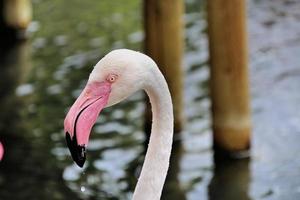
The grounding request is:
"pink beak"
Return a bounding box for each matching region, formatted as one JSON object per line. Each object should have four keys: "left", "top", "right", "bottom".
{"left": 64, "top": 81, "right": 111, "bottom": 167}
{"left": 0, "top": 142, "right": 4, "bottom": 161}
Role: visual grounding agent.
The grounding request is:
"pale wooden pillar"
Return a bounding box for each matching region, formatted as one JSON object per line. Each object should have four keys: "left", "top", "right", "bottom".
{"left": 4, "top": 0, "right": 32, "bottom": 29}
{"left": 0, "top": 0, "right": 31, "bottom": 45}
{"left": 144, "top": 0, "right": 185, "bottom": 133}
{"left": 207, "top": 0, "right": 252, "bottom": 155}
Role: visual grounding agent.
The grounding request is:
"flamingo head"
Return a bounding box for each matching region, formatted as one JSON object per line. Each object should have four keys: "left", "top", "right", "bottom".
{"left": 64, "top": 49, "right": 152, "bottom": 167}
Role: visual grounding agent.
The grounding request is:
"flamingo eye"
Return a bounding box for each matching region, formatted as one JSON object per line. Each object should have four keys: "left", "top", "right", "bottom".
{"left": 107, "top": 74, "right": 118, "bottom": 83}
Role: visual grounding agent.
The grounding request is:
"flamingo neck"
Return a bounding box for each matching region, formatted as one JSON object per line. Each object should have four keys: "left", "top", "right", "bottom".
{"left": 133, "top": 66, "right": 174, "bottom": 200}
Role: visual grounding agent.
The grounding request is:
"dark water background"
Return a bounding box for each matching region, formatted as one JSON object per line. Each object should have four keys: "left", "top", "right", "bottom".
{"left": 0, "top": 0, "right": 300, "bottom": 199}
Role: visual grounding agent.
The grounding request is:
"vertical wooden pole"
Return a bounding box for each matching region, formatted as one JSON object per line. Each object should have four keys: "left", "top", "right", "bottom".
{"left": 144, "top": 0, "right": 185, "bottom": 133}
{"left": 207, "top": 0, "right": 251, "bottom": 156}
{"left": 0, "top": 0, "right": 31, "bottom": 47}
{"left": 4, "top": 0, "right": 32, "bottom": 29}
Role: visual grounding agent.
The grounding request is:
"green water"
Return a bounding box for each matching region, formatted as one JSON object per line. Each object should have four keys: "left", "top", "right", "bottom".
{"left": 1, "top": 0, "right": 300, "bottom": 199}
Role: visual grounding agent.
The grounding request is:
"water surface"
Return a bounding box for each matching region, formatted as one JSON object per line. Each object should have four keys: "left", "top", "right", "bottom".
{"left": 0, "top": 0, "right": 300, "bottom": 199}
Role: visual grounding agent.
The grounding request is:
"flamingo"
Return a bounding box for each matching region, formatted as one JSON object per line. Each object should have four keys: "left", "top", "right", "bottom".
{"left": 64, "top": 49, "right": 173, "bottom": 200}
{"left": 0, "top": 142, "right": 3, "bottom": 161}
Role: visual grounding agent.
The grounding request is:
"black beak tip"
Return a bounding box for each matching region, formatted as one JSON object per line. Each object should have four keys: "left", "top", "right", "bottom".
{"left": 66, "top": 132, "right": 86, "bottom": 168}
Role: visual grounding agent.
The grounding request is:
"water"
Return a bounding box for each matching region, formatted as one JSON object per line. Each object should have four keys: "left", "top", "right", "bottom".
{"left": 81, "top": 186, "right": 86, "bottom": 193}
{"left": 1, "top": 0, "right": 300, "bottom": 199}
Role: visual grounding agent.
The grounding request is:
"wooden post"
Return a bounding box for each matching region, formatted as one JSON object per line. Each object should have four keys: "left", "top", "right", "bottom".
{"left": 0, "top": 0, "right": 32, "bottom": 46}
{"left": 144, "top": 0, "right": 185, "bottom": 133}
{"left": 4, "top": 0, "right": 32, "bottom": 29}
{"left": 207, "top": 0, "right": 251, "bottom": 156}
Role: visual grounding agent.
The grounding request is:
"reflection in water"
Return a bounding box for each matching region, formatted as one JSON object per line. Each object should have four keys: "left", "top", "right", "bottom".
{"left": 0, "top": 41, "right": 79, "bottom": 200}
{"left": 208, "top": 156, "right": 251, "bottom": 200}
{"left": 0, "top": 41, "right": 31, "bottom": 151}
{"left": 162, "top": 140, "right": 187, "bottom": 200}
